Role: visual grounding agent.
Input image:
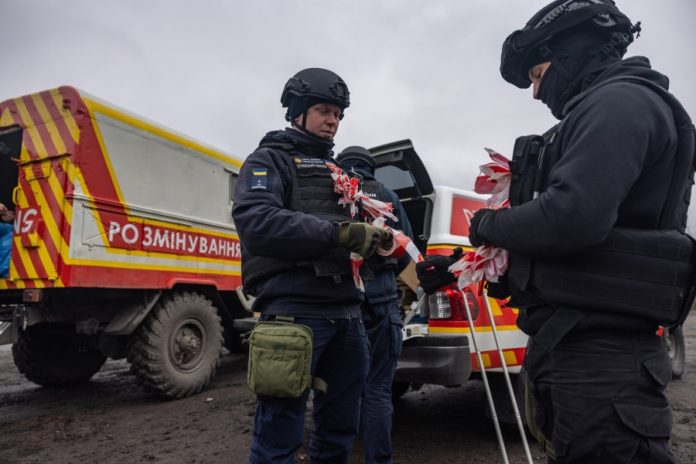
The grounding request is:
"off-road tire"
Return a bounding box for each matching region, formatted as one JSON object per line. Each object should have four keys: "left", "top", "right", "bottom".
{"left": 663, "top": 325, "right": 686, "bottom": 380}
{"left": 12, "top": 324, "right": 106, "bottom": 387}
{"left": 127, "top": 292, "right": 223, "bottom": 399}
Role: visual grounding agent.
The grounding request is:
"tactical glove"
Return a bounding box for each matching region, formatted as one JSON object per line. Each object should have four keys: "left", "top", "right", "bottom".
{"left": 338, "top": 222, "right": 389, "bottom": 258}
{"left": 468, "top": 208, "right": 495, "bottom": 247}
{"left": 415, "top": 247, "right": 463, "bottom": 294}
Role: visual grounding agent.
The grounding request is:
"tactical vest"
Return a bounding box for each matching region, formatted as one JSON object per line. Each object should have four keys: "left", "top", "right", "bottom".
{"left": 242, "top": 143, "right": 355, "bottom": 296}
{"left": 359, "top": 179, "right": 398, "bottom": 280}
{"left": 505, "top": 76, "right": 696, "bottom": 326}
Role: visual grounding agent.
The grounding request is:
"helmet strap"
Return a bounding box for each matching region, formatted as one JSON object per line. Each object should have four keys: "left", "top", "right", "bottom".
{"left": 301, "top": 110, "right": 308, "bottom": 132}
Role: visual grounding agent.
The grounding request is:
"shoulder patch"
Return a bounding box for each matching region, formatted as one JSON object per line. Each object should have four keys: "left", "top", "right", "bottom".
{"left": 249, "top": 168, "right": 270, "bottom": 191}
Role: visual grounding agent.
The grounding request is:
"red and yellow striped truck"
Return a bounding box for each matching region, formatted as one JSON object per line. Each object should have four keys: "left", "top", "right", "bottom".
{"left": 0, "top": 86, "right": 249, "bottom": 398}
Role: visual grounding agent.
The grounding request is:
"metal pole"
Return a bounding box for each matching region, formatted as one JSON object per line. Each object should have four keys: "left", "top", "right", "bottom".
{"left": 481, "top": 289, "right": 534, "bottom": 464}
{"left": 461, "top": 290, "right": 509, "bottom": 464}
{"left": 403, "top": 294, "right": 426, "bottom": 326}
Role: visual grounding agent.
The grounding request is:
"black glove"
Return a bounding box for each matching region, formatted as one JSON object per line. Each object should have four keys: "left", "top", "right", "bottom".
{"left": 415, "top": 247, "right": 463, "bottom": 294}
{"left": 469, "top": 208, "right": 495, "bottom": 247}
{"left": 338, "top": 222, "right": 390, "bottom": 258}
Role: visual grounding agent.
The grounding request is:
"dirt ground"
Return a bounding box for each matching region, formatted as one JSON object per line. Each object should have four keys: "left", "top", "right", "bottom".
{"left": 1, "top": 315, "right": 695, "bottom": 464}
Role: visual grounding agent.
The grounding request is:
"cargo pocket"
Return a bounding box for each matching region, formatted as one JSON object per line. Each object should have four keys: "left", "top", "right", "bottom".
{"left": 613, "top": 402, "right": 672, "bottom": 439}
{"left": 389, "top": 312, "right": 403, "bottom": 358}
{"left": 642, "top": 351, "right": 672, "bottom": 388}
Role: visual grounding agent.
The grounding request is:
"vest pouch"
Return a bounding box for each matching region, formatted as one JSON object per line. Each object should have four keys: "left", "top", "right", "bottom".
{"left": 247, "top": 320, "right": 313, "bottom": 398}
{"left": 529, "top": 228, "right": 696, "bottom": 325}
{"left": 508, "top": 135, "right": 545, "bottom": 206}
{"left": 297, "top": 248, "right": 352, "bottom": 278}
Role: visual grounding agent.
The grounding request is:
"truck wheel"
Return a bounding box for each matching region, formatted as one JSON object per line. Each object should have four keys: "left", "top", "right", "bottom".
{"left": 663, "top": 325, "right": 686, "bottom": 380}
{"left": 127, "top": 292, "right": 223, "bottom": 399}
{"left": 12, "top": 323, "right": 106, "bottom": 387}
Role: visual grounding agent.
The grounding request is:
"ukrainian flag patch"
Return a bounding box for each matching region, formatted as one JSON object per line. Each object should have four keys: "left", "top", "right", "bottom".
{"left": 250, "top": 168, "right": 270, "bottom": 191}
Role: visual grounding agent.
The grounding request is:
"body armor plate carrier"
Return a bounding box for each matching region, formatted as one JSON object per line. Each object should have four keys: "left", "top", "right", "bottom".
{"left": 242, "top": 143, "right": 355, "bottom": 296}
{"left": 505, "top": 76, "right": 696, "bottom": 326}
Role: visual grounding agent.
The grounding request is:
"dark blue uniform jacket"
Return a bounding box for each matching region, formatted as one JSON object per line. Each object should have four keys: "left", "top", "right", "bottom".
{"left": 232, "top": 128, "right": 362, "bottom": 318}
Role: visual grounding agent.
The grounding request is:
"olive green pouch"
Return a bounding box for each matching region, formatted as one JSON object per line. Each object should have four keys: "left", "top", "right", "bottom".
{"left": 247, "top": 317, "right": 313, "bottom": 398}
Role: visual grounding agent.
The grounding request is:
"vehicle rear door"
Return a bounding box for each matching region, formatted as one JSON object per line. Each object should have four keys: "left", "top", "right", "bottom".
{"left": 370, "top": 139, "right": 434, "bottom": 253}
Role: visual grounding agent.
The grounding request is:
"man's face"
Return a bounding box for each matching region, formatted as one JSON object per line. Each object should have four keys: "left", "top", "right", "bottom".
{"left": 528, "top": 61, "right": 552, "bottom": 99}
{"left": 295, "top": 103, "right": 342, "bottom": 140}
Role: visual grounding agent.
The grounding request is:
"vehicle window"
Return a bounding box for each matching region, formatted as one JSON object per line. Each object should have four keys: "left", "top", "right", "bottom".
{"left": 375, "top": 165, "right": 415, "bottom": 192}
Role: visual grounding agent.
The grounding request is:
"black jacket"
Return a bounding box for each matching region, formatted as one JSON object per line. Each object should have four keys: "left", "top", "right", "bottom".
{"left": 232, "top": 128, "right": 362, "bottom": 318}
{"left": 476, "top": 57, "right": 691, "bottom": 334}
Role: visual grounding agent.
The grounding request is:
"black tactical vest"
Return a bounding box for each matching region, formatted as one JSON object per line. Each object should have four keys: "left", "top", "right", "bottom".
{"left": 505, "top": 77, "right": 696, "bottom": 326}
{"left": 241, "top": 143, "right": 356, "bottom": 295}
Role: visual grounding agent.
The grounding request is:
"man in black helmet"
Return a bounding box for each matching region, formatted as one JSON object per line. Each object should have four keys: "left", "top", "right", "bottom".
{"left": 336, "top": 146, "right": 414, "bottom": 464}
{"left": 418, "top": 1, "right": 695, "bottom": 462}
{"left": 233, "top": 68, "right": 390, "bottom": 464}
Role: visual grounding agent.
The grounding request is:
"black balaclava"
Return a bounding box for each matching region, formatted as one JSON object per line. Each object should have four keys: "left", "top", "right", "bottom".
{"left": 537, "top": 25, "right": 623, "bottom": 119}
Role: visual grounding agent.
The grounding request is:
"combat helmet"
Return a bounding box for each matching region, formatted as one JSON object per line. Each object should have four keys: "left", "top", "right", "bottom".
{"left": 281, "top": 68, "right": 350, "bottom": 122}
{"left": 336, "top": 146, "right": 376, "bottom": 172}
{"left": 501, "top": 0, "right": 640, "bottom": 88}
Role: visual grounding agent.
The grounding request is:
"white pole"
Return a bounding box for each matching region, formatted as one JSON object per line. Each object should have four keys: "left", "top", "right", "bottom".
{"left": 481, "top": 289, "right": 534, "bottom": 464}
{"left": 461, "top": 290, "right": 510, "bottom": 464}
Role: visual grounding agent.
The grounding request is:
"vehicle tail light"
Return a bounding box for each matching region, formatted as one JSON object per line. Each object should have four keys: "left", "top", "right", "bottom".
{"left": 428, "top": 284, "right": 480, "bottom": 321}
{"left": 428, "top": 290, "right": 453, "bottom": 319}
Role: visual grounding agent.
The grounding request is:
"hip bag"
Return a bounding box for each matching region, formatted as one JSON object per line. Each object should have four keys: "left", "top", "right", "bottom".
{"left": 247, "top": 316, "right": 314, "bottom": 398}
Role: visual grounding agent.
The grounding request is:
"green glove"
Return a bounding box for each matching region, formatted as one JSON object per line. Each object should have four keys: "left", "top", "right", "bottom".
{"left": 338, "top": 222, "right": 389, "bottom": 258}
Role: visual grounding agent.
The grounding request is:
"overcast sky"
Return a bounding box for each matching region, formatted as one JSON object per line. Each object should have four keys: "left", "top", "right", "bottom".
{"left": 2, "top": 1, "right": 695, "bottom": 198}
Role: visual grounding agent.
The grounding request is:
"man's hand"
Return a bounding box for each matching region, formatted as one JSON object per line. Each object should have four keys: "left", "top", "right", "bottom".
{"left": 0, "top": 203, "right": 13, "bottom": 223}
{"left": 415, "top": 247, "right": 463, "bottom": 294}
{"left": 338, "top": 222, "right": 390, "bottom": 258}
{"left": 468, "top": 209, "right": 495, "bottom": 247}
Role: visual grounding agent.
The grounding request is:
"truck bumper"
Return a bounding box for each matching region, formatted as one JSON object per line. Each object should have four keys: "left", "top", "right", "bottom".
{"left": 394, "top": 333, "right": 471, "bottom": 387}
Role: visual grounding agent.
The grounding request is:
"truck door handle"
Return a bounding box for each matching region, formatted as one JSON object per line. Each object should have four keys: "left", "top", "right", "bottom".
{"left": 12, "top": 186, "right": 20, "bottom": 206}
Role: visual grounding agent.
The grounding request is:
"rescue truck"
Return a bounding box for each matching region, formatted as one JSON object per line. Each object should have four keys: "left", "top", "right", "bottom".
{"left": 0, "top": 86, "right": 248, "bottom": 399}
{"left": 370, "top": 139, "right": 686, "bottom": 415}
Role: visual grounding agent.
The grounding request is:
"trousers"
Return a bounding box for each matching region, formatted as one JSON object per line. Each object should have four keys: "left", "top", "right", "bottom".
{"left": 361, "top": 299, "right": 403, "bottom": 464}
{"left": 248, "top": 315, "right": 369, "bottom": 464}
{"left": 525, "top": 329, "right": 675, "bottom": 464}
